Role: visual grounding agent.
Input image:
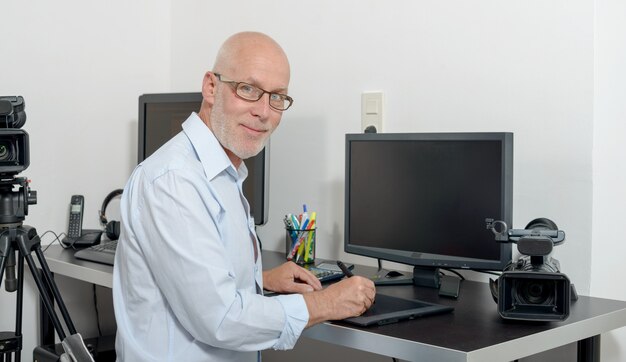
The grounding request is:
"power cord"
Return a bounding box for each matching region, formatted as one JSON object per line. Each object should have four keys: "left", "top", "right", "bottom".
{"left": 40, "top": 230, "right": 73, "bottom": 252}
{"left": 473, "top": 270, "right": 502, "bottom": 277}
{"left": 440, "top": 268, "right": 466, "bottom": 280}
{"left": 40, "top": 229, "right": 104, "bottom": 253}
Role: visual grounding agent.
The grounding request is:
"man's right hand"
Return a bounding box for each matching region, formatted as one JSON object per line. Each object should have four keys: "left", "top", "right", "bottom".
{"left": 302, "top": 276, "right": 376, "bottom": 327}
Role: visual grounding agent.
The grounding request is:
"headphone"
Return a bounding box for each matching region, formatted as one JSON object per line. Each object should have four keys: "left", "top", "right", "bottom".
{"left": 100, "top": 189, "right": 123, "bottom": 240}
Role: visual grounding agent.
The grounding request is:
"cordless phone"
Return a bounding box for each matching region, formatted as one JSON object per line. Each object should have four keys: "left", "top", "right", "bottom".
{"left": 68, "top": 195, "right": 85, "bottom": 239}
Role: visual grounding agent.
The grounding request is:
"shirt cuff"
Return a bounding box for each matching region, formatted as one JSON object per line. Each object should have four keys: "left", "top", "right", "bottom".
{"left": 272, "top": 294, "right": 309, "bottom": 350}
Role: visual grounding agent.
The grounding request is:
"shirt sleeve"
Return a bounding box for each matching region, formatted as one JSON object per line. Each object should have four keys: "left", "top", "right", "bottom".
{"left": 129, "top": 166, "right": 308, "bottom": 351}
{"left": 272, "top": 294, "right": 309, "bottom": 350}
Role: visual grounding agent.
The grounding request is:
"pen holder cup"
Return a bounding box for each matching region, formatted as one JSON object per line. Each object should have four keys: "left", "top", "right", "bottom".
{"left": 285, "top": 228, "right": 316, "bottom": 265}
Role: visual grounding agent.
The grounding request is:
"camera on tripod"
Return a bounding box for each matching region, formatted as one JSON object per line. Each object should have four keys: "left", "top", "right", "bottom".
{"left": 486, "top": 217, "right": 574, "bottom": 321}
{"left": 0, "top": 96, "right": 34, "bottom": 227}
{"left": 1, "top": 96, "right": 94, "bottom": 361}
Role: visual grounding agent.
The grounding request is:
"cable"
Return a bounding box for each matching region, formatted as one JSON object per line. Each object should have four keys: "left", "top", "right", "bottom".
{"left": 474, "top": 270, "right": 502, "bottom": 277}
{"left": 93, "top": 284, "right": 103, "bottom": 337}
{"left": 441, "top": 268, "right": 466, "bottom": 280}
{"left": 44, "top": 229, "right": 104, "bottom": 252}
{"left": 40, "top": 230, "right": 72, "bottom": 252}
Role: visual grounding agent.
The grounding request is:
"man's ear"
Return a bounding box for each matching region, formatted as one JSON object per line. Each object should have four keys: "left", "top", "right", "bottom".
{"left": 201, "top": 71, "right": 217, "bottom": 106}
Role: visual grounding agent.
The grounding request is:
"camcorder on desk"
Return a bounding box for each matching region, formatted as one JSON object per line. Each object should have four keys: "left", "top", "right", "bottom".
{"left": 486, "top": 217, "right": 577, "bottom": 322}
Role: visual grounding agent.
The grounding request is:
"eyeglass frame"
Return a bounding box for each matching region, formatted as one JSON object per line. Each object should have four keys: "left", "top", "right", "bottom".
{"left": 213, "top": 72, "right": 294, "bottom": 111}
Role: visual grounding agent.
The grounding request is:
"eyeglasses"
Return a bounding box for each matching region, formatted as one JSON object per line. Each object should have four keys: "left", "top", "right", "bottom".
{"left": 214, "top": 73, "right": 293, "bottom": 111}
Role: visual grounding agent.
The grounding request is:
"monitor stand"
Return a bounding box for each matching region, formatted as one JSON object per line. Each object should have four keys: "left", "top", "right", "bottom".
{"left": 371, "top": 266, "right": 441, "bottom": 287}
{"left": 412, "top": 266, "right": 441, "bottom": 288}
{"left": 370, "top": 268, "right": 414, "bottom": 286}
{"left": 372, "top": 266, "right": 462, "bottom": 298}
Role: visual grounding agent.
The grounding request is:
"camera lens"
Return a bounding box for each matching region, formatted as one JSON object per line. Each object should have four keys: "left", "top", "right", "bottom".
{"left": 0, "top": 142, "right": 16, "bottom": 161}
{"left": 513, "top": 279, "right": 556, "bottom": 305}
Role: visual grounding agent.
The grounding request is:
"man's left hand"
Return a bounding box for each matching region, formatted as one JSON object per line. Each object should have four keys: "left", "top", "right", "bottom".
{"left": 263, "top": 262, "right": 322, "bottom": 294}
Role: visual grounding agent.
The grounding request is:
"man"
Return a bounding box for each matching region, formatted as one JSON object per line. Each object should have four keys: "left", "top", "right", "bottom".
{"left": 113, "top": 32, "right": 375, "bottom": 361}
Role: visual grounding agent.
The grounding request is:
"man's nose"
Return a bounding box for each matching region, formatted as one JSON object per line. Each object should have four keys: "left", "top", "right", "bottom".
{"left": 250, "top": 93, "right": 271, "bottom": 119}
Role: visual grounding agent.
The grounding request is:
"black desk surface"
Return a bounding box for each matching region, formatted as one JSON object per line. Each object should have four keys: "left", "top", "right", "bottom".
{"left": 44, "top": 246, "right": 626, "bottom": 361}
{"left": 262, "top": 251, "right": 626, "bottom": 361}
{"left": 333, "top": 277, "right": 623, "bottom": 352}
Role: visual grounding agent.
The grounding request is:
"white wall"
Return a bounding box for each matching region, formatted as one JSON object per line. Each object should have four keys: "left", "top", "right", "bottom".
{"left": 0, "top": 0, "right": 623, "bottom": 360}
{"left": 170, "top": 1, "right": 619, "bottom": 359}
{"left": 0, "top": 0, "right": 171, "bottom": 357}
{"left": 592, "top": 0, "right": 626, "bottom": 360}
{"left": 170, "top": 0, "right": 594, "bottom": 288}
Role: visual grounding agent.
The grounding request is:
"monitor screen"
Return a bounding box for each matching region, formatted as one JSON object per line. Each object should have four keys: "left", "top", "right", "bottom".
{"left": 344, "top": 132, "right": 513, "bottom": 285}
{"left": 138, "top": 92, "right": 269, "bottom": 225}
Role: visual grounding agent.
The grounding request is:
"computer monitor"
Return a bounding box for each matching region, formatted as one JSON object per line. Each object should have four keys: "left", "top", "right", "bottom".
{"left": 138, "top": 92, "right": 269, "bottom": 226}
{"left": 344, "top": 132, "right": 513, "bottom": 288}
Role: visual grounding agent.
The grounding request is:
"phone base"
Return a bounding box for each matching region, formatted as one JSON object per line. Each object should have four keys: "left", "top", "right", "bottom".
{"left": 61, "top": 229, "right": 102, "bottom": 248}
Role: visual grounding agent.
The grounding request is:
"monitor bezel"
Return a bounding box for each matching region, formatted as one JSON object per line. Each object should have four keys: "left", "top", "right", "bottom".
{"left": 344, "top": 132, "right": 513, "bottom": 271}
{"left": 137, "top": 92, "right": 269, "bottom": 226}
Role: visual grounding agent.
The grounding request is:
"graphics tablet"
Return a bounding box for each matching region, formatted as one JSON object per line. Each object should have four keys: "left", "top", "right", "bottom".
{"left": 343, "top": 293, "right": 453, "bottom": 327}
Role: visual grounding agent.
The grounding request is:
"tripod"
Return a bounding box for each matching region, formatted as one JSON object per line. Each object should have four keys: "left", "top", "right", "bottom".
{"left": 0, "top": 180, "right": 94, "bottom": 361}
{"left": 0, "top": 224, "right": 93, "bottom": 362}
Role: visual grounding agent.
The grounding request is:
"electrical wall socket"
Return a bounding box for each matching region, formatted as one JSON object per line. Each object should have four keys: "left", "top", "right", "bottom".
{"left": 361, "top": 92, "right": 384, "bottom": 133}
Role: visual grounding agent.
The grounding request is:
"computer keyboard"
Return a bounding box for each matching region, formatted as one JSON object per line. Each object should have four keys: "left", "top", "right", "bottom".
{"left": 74, "top": 240, "right": 118, "bottom": 266}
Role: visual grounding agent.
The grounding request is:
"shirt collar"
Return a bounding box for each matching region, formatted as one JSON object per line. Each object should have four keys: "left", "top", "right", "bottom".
{"left": 182, "top": 112, "right": 248, "bottom": 182}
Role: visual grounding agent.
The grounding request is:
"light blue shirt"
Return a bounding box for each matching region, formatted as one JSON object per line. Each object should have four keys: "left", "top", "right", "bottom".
{"left": 112, "top": 113, "right": 308, "bottom": 362}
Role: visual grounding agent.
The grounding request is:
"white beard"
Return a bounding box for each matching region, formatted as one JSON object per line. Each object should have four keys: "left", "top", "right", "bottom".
{"left": 210, "top": 92, "right": 268, "bottom": 160}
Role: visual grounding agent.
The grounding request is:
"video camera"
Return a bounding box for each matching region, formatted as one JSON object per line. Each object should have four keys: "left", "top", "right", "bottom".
{"left": 0, "top": 96, "right": 29, "bottom": 176}
{"left": 486, "top": 217, "right": 575, "bottom": 321}
{"left": 0, "top": 96, "right": 34, "bottom": 224}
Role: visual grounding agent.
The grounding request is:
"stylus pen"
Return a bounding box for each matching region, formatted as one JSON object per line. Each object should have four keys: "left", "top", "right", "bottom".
{"left": 337, "top": 260, "right": 354, "bottom": 278}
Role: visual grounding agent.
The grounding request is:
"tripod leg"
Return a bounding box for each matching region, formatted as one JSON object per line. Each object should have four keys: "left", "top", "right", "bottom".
{"left": 39, "top": 267, "right": 56, "bottom": 347}
{"left": 16, "top": 226, "right": 95, "bottom": 362}
{"left": 15, "top": 255, "right": 24, "bottom": 362}
{"left": 17, "top": 226, "right": 79, "bottom": 335}
{"left": 13, "top": 231, "right": 68, "bottom": 341}
{"left": 34, "top": 246, "right": 78, "bottom": 335}
{"left": 0, "top": 242, "right": 23, "bottom": 362}
{"left": 0, "top": 236, "right": 9, "bottom": 289}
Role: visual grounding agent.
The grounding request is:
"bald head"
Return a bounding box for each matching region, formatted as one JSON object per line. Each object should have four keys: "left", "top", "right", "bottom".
{"left": 213, "top": 32, "right": 290, "bottom": 82}
{"left": 198, "top": 32, "right": 291, "bottom": 167}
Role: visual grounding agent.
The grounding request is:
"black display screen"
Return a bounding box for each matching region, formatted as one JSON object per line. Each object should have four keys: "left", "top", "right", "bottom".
{"left": 345, "top": 133, "right": 513, "bottom": 270}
